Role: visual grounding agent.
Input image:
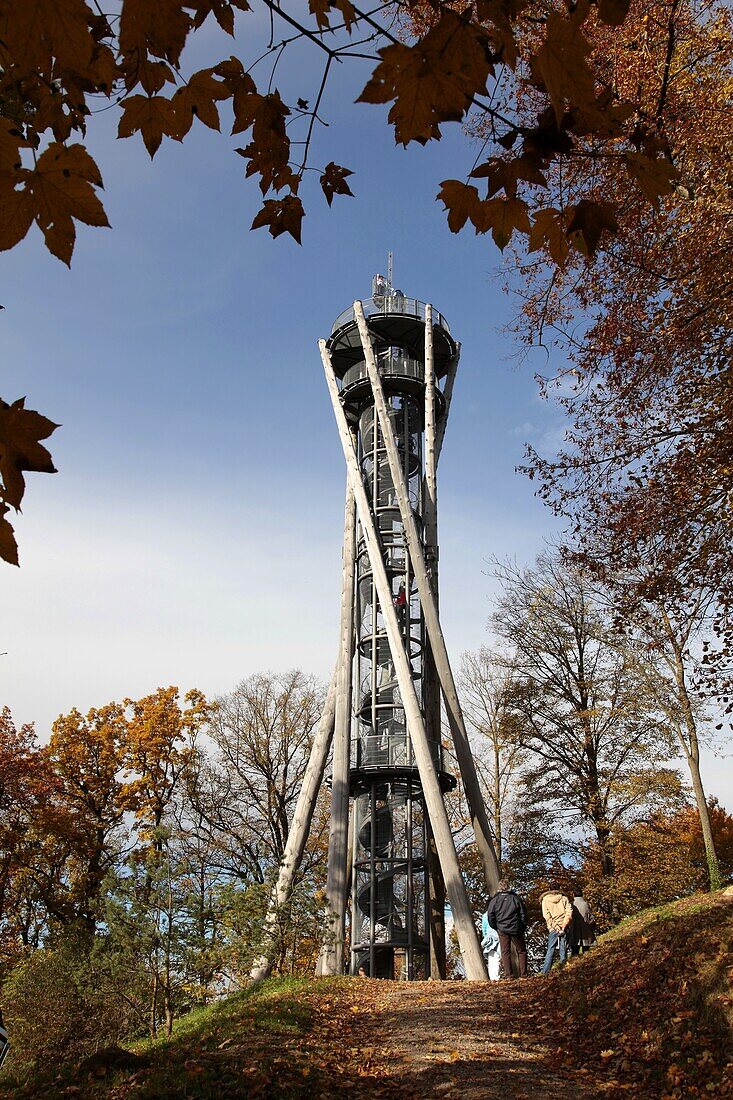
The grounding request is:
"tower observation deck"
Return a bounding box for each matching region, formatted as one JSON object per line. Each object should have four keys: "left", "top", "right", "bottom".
{"left": 250, "top": 270, "right": 500, "bottom": 986}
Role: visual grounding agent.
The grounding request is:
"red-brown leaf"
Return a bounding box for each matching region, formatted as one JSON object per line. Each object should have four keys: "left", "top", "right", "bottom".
{"left": 473, "top": 195, "right": 531, "bottom": 249}
{"left": 188, "top": 0, "right": 250, "bottom": 34}
{"left": 0, "top": 503, "right": 19, "bottom": 567}
{"left": 118, "top": 94, "right": 180, "bottom": 158}
{"left": 0, "top": 0, "right": 95, "bottom": 79}
{"left": 118, "top": 0, "right": 192, "bottom": 65}
{"left": 528, "top": 207, "right": 569, "bottom": 267}
{"left": 471, "top": 155, "right": 548, "bottom": 198}
{"left": 171, "top": 67, "right": 230, "bottom": 138}
{"left": 358, "top": 11, "right": 493, "bottom": 146}
{"left": 534, "top": 2, "right": 598, "bottom": 124}
{"left": 567, "top": 199, "right": 618, "bottom": 255}
{"left": 438, "top": 179, "right": 484, "bottom": 233}
{"left": 0, "top": 176, "right": 35, "bottom": 253}
{"left": 0, "top": 120, "right": 30, "bottom": 174}
{"left": 251, "top": 195, "right": 304, "bottom": 243}
{"left": 19, "top": 144, "right": 109, "bottom": 265}
{"left": 320, "top": 162, "right": 354, "bottom": 206}
{"left": 0, "top": 397, "right": 59, "bottom": 511}
{"left": 624, "top": 153, "right": 677, "bottom": 209}
{"left": 598, "top": 0, "right": 632, "bottom": 27}
{"left": 309, "top": 0, "right": 356, "bottom": 31}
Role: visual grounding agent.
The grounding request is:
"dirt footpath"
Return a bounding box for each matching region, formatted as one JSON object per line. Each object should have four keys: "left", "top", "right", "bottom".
{"left": 349, "top": 980, "right": 596, "bottom": 1099}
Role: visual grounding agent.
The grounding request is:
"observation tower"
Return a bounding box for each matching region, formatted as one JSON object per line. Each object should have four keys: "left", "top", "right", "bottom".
{"left": 251, "top": 267, "right": 500, "bottom": 983}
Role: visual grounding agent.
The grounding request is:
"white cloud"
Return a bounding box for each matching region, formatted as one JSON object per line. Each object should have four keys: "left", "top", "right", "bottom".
{"left": 2, "top": 489, "right": 342, "bottom": 739}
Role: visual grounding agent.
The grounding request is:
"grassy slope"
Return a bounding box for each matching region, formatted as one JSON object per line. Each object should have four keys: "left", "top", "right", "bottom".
{"left": 0, "top": 975, "right": 408, "bottom": 1100}
{"left": 529, "top": 890, "right": 733, "bottom": 1097}
{"left": 2, "top": 890, "right": 731, "bottom": 1099}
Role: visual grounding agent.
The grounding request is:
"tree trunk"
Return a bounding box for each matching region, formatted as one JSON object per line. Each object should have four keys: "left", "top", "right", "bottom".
{"left": 579, "top": 703, "right": 614, "bottom": 879}
{"left": 685, "top": 742, "right": 721, "bottom": 890}
{"left": 149, "top": 971, "right": 159, "bottom": 1040}
{"left": 594, "top": 821, "right": 615, "bottom": 878}
{"left": 198, "top": 865, "right": 209, "bottom": 1004}
{"left": 493, "top": 740, "right": 502, "bottom": 861}
{"left": 164, "top": 986, "right": 174, "bottom": 1037}
{"left": 426, "top": 817, "right": 447, "bottom": 979}
{"left": 670, "top": 636, "right": 721, "bottom": 890}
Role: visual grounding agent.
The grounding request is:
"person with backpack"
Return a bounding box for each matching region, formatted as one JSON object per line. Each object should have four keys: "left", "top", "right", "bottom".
{"left": 540, "top": 886, "right": 574, "bottom": 974}
{"left": 486, "top": 878, "right": 528, "bottom": 979}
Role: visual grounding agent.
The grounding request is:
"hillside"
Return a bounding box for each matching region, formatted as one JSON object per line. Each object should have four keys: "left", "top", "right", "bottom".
{"left": 3, "top": 890, "right": 731, "bottom": 1100}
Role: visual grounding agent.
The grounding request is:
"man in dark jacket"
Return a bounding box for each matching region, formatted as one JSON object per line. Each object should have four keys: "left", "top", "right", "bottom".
{"left": 486, "top": 878, "right": 528, "bottom": 979}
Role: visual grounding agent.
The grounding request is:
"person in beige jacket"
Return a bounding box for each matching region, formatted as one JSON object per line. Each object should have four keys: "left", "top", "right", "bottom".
{"left": 540, "top": 888, "right": 573, "bottom": 974}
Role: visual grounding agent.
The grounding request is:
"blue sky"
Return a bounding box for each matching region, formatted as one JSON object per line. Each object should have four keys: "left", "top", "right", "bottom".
{"left": 1, "top": 9, "right": 730, "bottom": 809}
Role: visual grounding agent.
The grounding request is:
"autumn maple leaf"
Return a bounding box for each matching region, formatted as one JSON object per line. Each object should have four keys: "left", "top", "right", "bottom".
{"left": 0, "top": 503, "right": 19, "bottom": 567}
{"left": 320, "top": 162, "right": 354, "bottom": 207}
{"left": 309, "top": 0, "right": 356, "bottom": 32}
{"left": 0, "top": 397, "right": 59, "bottom": 511}
{"left": 251, "top": 195, "right": 304, "bottom": 243}
{"left": 567, "top": 199, "right": 618, "bottom": 255}
{"left": 358, "top": 11, "right": 493, "bottom": 146}
{"left": 528, "top": 208, "right": 569, "bottom": 267}
{"left": 624, "top": 153, "right": 678, "bottom": 209}
{"left": 1, "top": 0, "right": 95, "bottom": 80}
{"left": 470, "top": 156, "right": 548, "bottom": 199}
{"left": 118, "top": 95, "right": 180, "bottom": 158}
{"left": 118, "top": 0, "right": 192, "bottom": 66}
{"left": 475, "top": 196, "right": 531, "bottom": 249}
{"left": 0, "top": 144, "right": 109, "bottom": 265}
{"left": 437, "top": 180, "right": 484, "bottom": 233}
{"left": 171, "top": 68, "right": 231, "bottom": 138}
{"left": 533, "top": 2, "right": 599, "bottom": 124}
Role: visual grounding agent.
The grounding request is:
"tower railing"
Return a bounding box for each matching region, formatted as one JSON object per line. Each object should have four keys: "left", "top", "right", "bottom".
{"left": 331, "top": 296, "right": 451, "bottom": 335}
{"left": 341, "top": 355, "right": 424, "bottom": 394}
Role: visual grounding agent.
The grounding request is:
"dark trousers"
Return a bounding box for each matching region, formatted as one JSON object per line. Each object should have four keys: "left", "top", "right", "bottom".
{"left": 498, "top": 930, "right": 528, "bottom": 978}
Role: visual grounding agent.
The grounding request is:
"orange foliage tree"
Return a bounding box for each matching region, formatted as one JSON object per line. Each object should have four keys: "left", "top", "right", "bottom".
{"left": 507, "top": 0, "right": 733, "bottom": 680}
{"left": 46, "top": 703, "right": 129, "bottom": 931}
{"left": 0, "top": 674, "right": 333, "bottom": 1043}
{"left": 0, "top": 707, "right": 57, "bottom": 968}
{"left": 581, "top": 800, "right": 733, "bottom": 919}
{"left": 2, "top": 0, "right": 719, "bottom": 563}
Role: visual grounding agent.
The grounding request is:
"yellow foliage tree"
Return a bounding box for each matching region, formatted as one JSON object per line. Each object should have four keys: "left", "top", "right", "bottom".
{"left": 121, "top": 687, "right": 211, "bottom": 850}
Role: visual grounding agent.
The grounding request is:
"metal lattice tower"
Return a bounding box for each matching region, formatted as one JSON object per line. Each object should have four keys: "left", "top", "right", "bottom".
{"left": 251, "top": 271, "right": 500, "bottom": 983}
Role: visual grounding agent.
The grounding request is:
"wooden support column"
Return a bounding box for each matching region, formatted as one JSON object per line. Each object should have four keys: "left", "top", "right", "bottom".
{"left": 320, "top": 336, "right": 487, "bottom": 982}
{"left": 354, "top": 303, "right": 500, "bottom": 898}
{"left": 424, "top": 304, "right": 438, "bottom": 572}
{"left": 435, "top": 347, "right": 460, "bottom": 467}
{"left": 250, "top": 671, "right": 338, "bottom": 981}
{"left": 318, "top": 480, "right": 357, "bottom": 976}
{"left": 422, "top": 304, "right": 446, "bottom": 978}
